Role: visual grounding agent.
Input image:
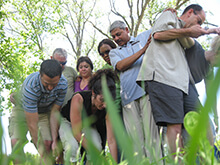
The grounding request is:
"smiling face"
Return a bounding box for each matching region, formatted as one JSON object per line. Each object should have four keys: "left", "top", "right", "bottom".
{"left": 99, "top": 44, "right": 112, "bottom": 65}
{"left": 78, "top": 61, "right": 92, "bottom": 78}
{"left": 110, "top": 27, "right": 130, "bottom": 46}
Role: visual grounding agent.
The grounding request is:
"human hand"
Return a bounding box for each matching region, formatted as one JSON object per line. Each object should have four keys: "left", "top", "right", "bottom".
{"left": 142, "top": 35, "right": 152, "bottom": 53}
{"left": 10, "top": 93, "right": 16, "bottom": 105}
{"left": 164, "top": 8, "right": 177, "bottom": 15}
{"left": 206, "top": 27, "right": 220, "bottom": 35}
{"left": 55, "top": 152, "right": 64, "bottom": 165}
{"left": 188, "top": 25, "right": 209, "bottom": 38}
{"left": 205, "top": 50, "right": 218, "bottom": 66}
{"left": 52, "top": 140, "right": 59, "bottom": 158}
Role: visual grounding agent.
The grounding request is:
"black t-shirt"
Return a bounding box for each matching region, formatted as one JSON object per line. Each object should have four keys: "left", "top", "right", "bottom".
{"left": 185, "top": 40, "right": 212, "bottom": 83}
{"left": 61, "top": 91, "right": 107, "bottom": 149}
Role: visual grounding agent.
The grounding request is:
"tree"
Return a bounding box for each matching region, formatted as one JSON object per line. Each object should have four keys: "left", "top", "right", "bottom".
{"left": 54, "top": 0, "right": 98, "bottom": 60}
{"left": 91, "top": 0, "right": 190, "bottom": 38}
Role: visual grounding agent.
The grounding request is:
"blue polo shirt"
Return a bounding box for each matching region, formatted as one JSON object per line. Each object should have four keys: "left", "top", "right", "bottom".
{"left": 22, "top": 72, "right": 68, "bottom": 113}
{"left": 109, "top": 29, "right": 152, "bottom": 106}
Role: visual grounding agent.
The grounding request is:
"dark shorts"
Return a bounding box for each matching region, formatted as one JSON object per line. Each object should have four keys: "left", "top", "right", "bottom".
{"left": 145, "top": 81, "right": 198, "bottom": 126}
{"left": 183, "top": 83, "right": 201, "bottom": 114}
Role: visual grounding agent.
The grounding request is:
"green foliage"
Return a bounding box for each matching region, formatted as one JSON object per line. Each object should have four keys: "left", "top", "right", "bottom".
{"left": 183, "top": 61, "right": 220, "bottom": 164}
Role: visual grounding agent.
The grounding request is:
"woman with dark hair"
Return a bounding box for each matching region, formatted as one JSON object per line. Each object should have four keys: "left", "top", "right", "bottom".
{"left": 98, "top": 39, "right": 117, "bottom": 66}
{"left": 98, "top": 39, "right": 123, "bottom": 163}
{"left": 97, "top": 39, "right": 120, "bottom": 106}
{"left": 59, "top": 69, "right": 118, "bottom": 163}
{"left": 74, "top": 56, "right": 93, "bottom": 92}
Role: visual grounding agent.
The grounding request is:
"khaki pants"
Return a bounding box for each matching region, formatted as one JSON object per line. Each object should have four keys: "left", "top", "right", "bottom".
{"left": 8, "top": 106, "right": 52, "bottom": 141}
{"left": 122, "top": 95, "right": 163, "bottom": 163}
{"left": 59, "top": 117, "right": 102, "bottom": 162}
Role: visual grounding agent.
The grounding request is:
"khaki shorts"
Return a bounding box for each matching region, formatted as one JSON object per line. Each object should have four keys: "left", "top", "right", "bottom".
{"left": 8, "top": 106, "right": 52, "bottom": 141}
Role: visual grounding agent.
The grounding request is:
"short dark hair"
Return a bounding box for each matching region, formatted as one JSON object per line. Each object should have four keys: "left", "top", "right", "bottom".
{"left": 40, "top": 59, "right": 62, "bottom": 78}
{"left": 88, "top": 69, "right": 118, "bottom": 99}
{"left": 76, "top": 56, "right": 94, "bottom": 71}
{"left": 97, "top": 39, "right": 117, "bottom": 55}
{"left": 182, "top": 4, "right": 203, "bottom": 15}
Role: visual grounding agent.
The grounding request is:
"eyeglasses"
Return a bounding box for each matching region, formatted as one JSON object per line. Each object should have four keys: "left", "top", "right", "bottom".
{"left": 193, "top": 10, "right": 202, "bottom": 25}
{"left": 100, "top": 50, "right": 110, "bottom": 57}
{"left": 59, "top": 61, "right": 67, "bottom": 66}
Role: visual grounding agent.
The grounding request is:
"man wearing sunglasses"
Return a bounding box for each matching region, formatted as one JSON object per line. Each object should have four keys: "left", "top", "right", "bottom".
{"left": 51, "top": 48, "right": 78, "bottom": 108}
{"left": 136, "top": 4, "right": 219, "bottom": 158}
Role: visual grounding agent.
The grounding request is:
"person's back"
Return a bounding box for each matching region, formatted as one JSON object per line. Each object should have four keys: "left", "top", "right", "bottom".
{"left": 137, "top": 10, "right": 189, "bottom": 93}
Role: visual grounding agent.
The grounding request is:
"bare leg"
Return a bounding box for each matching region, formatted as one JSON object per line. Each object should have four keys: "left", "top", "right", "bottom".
{"left": 166, "top": 124, "right": 183, "bottom": 155}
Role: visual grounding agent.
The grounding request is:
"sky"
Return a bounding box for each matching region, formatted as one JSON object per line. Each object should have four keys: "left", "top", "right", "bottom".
{"left": 1, "top": 0, "right": 220, "bottom": 155}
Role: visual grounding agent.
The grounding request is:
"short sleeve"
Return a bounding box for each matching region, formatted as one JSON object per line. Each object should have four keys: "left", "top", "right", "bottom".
{"left": 152, "top": 11, "right": 177, "bottom": 35}
{"left": 109, "top": 49, "right": 122, "bottom": 70}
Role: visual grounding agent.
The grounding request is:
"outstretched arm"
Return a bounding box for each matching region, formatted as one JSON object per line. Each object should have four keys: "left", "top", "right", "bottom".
{"left": 70, "top": 94, "right": 87, "bottom": 148}
{"left": 154, "top": 24, "right": 208, "bottom": 41}
{"left": 206, "top": 27, "right": 220, "bottom": 35}
{"left": 50, "top": 104, "right": 62, "bottom": 157}
{"left": 25, "top": 111, "right": 39, "bottom": 147}
{"left": 106, "top": 114, "right": 118, "bottom": 162}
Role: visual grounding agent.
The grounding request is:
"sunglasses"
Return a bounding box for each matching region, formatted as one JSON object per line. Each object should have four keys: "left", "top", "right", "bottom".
{"left": 59, "top": 61, "right": 67, "bottom": 66}
{"left": 100, "top": 50, "right": 110, "bottom": 57}
{"left": 193, "top": 10, "right": 202, "bottom": 25}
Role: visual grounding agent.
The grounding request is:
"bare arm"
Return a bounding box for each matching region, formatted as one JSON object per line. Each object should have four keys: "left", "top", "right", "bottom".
{"left": 50, "top": 104, "right": 62, "bottom": 156}
{"left": 25, "top": 111, "right": 39, "bottom": 147}
{"left": 206, "top": 27, "right": 220, "bottom": 35}
{"left": 153, "top": 25, "right": 208, "bottom": 41}
{"left": 116, "top": 35, "right": 151, "bottom": 72}
{"left": 70, "top": 94, "right": 87, "bottom": 148}
{"left": 106, "top": 114, "right": 118, "bottom": 162}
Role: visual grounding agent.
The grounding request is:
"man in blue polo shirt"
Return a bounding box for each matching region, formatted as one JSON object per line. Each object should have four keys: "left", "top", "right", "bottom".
{"left": 9, "top": 59, "right": 67, "bottom": 163}
{"left": 109, "top": 20, "right": 161, "bottom": 162}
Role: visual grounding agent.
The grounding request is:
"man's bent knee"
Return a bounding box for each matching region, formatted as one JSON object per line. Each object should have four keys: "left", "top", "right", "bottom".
{"left": 167, "top": 124, "right": 182, "bottom": 136}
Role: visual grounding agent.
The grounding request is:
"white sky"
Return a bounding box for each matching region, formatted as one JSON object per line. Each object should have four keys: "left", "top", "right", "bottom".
{"left": 1, "top": 0, "right": 220, "bottom": 155}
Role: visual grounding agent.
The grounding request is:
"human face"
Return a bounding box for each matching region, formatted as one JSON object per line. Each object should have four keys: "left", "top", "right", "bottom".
{"left": 99, "top": 44, "right": 112, "bottom": 65}
{"left": 193, "top": 10, "right": 205, "bottom": 26}
{"left": 110, "top": 27, "right": 130, "bottom": 46}
{"left": 78, "top": 61, "right": 92, "bottom": 78}
{"left": 186, "top": 9, "right": 206, "bottom": 27}
{"left": 40, "top": 73, "right": 60, "bottom": 91}
{"left": 93, "top": 94, "right": 106, "bottom": 110}
{"left": 52, "top": 54, "right": 67, "bottom": 70}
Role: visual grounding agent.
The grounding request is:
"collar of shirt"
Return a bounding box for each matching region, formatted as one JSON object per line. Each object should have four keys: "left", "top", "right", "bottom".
{"left": 119, "top": 36, "right": 140, "bottom": 49}
{"left": 178, "top": 19, "right": 186, "bottom": 28}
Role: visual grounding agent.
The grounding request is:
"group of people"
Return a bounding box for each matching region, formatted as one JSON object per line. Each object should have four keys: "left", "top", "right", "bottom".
{"left": 8, "top": 3, "right": 220, "bottom": 165}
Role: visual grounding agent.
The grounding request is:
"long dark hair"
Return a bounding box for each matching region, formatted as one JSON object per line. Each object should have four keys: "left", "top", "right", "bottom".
{"left": 89, "top": 69, "right": 118, "bottom": 99}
